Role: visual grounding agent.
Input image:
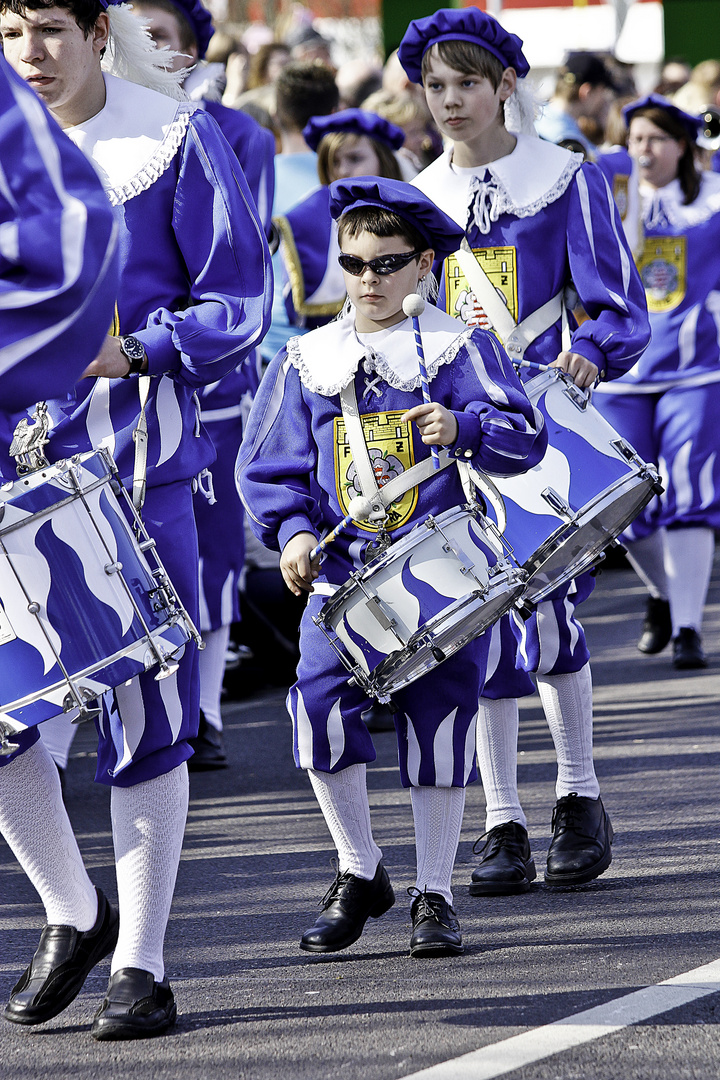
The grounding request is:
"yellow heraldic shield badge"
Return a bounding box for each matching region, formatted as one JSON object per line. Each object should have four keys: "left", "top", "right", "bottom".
{"left": 638, "top": 236, "right": 686, "bottom": 313}
{"left": 334, "top": 410, "right": 418, "bottom": 532}
{"left": 444, "top": 245, "right": 518, "bottom": 333}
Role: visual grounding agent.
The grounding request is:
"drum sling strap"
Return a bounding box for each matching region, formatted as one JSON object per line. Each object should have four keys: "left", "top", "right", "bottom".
{"left": 453, "top": 239, "right": 571, "bottom": 361}
{"left": 338, "top": 380, "right": 454, "bottom": 517}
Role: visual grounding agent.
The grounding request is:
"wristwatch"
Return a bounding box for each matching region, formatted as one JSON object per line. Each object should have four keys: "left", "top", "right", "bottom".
{"left": 119, "top": 335, "right": 147, "bottom": 378}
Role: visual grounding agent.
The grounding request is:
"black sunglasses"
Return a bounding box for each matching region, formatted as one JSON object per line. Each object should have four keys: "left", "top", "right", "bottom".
{"left": 338, "top": 250, "right": 423, "bottom": 276}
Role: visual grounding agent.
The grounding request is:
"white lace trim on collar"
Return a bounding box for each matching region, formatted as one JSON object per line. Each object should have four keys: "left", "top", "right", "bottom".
{"left": 415, "top": 133, "right": 582, "bottom": 233}
{"left": 640, "top": 173, "right": 720, "bottom": 231}
{"left": 287, "top": 306, "right": 472, "bottom": 396}
{"left": 66, "top": 74, "right": 198, "bottom": 206}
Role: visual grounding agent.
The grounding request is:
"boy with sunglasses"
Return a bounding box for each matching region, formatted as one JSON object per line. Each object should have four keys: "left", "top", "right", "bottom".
{"left": 398, "top": 9, "right": 649, "bottom": 894}
{"left": 238, "top": 176, "right": 546, "bottom": 958}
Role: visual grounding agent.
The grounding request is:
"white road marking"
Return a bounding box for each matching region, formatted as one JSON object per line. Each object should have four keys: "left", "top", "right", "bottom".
{"left": 398, "top": 958, "right": 720, "bottom": 1080}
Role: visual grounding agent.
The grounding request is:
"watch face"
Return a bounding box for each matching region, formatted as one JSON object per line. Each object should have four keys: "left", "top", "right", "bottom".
{"left": 121, "top": 336, "right": 145, "bottom": 361}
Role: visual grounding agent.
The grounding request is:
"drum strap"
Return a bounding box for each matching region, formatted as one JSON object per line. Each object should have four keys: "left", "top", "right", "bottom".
{"left": 453, "top": 240, "right": 571, "bottom": 360}
{"left": 338, "top": 382, "right": 454, "bottom": 517}
{"left": 132, "top": 375, "right": 151, "bottom": 513}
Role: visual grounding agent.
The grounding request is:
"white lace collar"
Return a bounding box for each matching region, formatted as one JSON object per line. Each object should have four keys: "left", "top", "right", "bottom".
{"left": 65, "top": 74, "right": 197, "bottom": 206}
{"left": 639, "top": 172, "right": 720, "bottom": 230}
{"left": 414, "top": 133, "right": 583, "bottom": 230}
{"left": 287, "top": 305, "right": 472, "bottom": 396}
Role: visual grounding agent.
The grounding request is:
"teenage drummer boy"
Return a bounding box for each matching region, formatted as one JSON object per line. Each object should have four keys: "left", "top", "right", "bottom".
{"left": 399, "top": 8, "right": 649, "bottom": 894}
{"left": 238, "top": 177, "right": 546, "bottom": 958}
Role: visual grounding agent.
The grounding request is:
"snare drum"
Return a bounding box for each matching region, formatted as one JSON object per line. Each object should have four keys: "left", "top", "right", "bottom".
{"left": 314, "top": 505, "right": 526, "bottom": 703}
{"left": 473, "top": 369, "right": 661, "bottom": 605}
{"left": 0, "top": 448, "right": 198, "bottom": 734}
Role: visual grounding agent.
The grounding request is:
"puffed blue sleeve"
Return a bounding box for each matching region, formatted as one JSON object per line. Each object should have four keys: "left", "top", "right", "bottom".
{"left": 0, "top": 54, "right": 118, "bottom": 412}
{"left": 566, "top": 162, "right": 649, "bottom": 380}
{"left": 448, "top": 329, "right": 547, "bottom": 476}
{"left": 134, "top": 110, "right": 272, "bottom": 388}
{"left": 236, "top": 349, "right": 321, "bottom": 551}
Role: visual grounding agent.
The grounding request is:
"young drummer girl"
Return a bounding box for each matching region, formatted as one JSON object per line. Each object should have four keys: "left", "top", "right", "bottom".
{"left": 238, "top": 177, "right": 546, "bottom": 957}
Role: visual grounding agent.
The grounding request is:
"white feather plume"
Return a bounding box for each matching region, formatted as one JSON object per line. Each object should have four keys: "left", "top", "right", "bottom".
{"left": 505, "top": 78, "right": 541, "bottom": 137}
{"left": 103, "top": 4, "right": 187, "bottom": 100}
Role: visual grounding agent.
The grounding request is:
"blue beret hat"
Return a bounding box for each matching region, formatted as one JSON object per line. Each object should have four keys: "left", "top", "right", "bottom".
{"left": 328, "top": 177, "right": 465, "bottom": 262}
{"left": 100, "top": 0, "right": 215, "bottom": 58}
{"left": 303, "top": 109, "right": 405, "bottom": 153}
{"left": 622, "top": 93, "right": 702, "bottom": 139}
{"left": 398, "top": 7, "right": 529, "bottom": 85}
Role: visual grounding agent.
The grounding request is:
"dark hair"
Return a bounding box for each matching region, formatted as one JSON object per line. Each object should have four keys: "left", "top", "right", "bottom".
{"left": 133, "top": 0, "right": 196, "bottom": 53}
{"left": 630, "top": 106, "right": 701, "bottom": 204}
{"left": 317, "top": 132, "right": 402, "bottom": 185}
{"left": 275, "top": 60, "right": 339, "bottom": 133}
{"left": 337, "top": 206, "right": 429, "bottom": 253}
{"left": 0, "top": 0, "right": 103, "bottom": 37}
{"left": 421, "top": 39, "right": 505, "bottom": 91}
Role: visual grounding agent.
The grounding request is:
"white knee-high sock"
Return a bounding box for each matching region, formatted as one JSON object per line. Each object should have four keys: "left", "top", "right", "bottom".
{"left": 0, "top": 740, "right": 97, "bottom": 930}
{"left": 537, "top": 662, "right": 600, "bottom": 801}
{"left": 625, "top": 530, "right": 668, "bottom": 599}
{"left": 110, "top": 763, "right": 189, "bottom": 981}
{"left": 475, "top": 696, "right": 526, "bottom": 832}
{"left": 40, "top": 714, "right": 79, "bottom": 771}
{"left": 198, "top": 624, "right": 230, "bottom": 732}
{"left": 307, "top": 764, "right": 382, "bottom": 880}
{"left": 411, "top": 786, "right": 465, "bottom": 905}
{"left": 664, "top": 527, "right": 715, "bottom": 634}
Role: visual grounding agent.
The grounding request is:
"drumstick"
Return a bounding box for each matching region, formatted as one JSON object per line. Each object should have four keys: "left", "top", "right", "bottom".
{"left": 516, "top": 359, "right": 550, "bottom": 372}
{"left": 310, "top": 496, "right": 373, "bottom": 561}
{"left": 402, "top": 293, "right": 441, "bottom": 471}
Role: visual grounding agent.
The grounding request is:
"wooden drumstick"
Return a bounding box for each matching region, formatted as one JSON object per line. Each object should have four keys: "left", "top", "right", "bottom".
{"left": 310, "top": 496, "right": 374, "bottom": 561}
{"left": 403, "top": 293, "right": 441, "bottom": 471}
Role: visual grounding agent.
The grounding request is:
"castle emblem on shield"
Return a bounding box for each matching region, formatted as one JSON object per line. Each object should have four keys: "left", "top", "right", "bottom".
{"left": 638, "top": 236, "right": 686, "bottom": 312}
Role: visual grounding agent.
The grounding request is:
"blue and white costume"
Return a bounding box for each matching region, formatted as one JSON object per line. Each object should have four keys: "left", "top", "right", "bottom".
{"left": 5, "top": 73, "right": 271, "bottom": 784}
{"left": 414, "top": 134, "right": 649, "bottom": 693}
{"left": 0, "top": 54, "right": 117, "bottom": 426}
{"left": 595, "top": 172, "right": 720, "bottom": 539}
{"left": 238, "top": 305, "right": 546, "bottom": 785}
{"left": 193, "top": 100, "right": 275, "bottom": 636}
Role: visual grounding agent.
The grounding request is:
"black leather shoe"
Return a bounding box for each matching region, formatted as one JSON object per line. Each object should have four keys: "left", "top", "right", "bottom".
{"left": 672, "top": 627, "right": 708, "bottom": 670}
{"left": 3, "top": 888, "right": 118, "bottom": 1025}
{"left": 408, "top": 889, "right": 463, "bottom": 958}
{"left": 300, "top": 862, "right": 395, "bottom": 953}
{"left": 637, "top": 596, "right": 672, "bottom": 654}
{"left": 469, "top": 821, "right": 537, "bottom": 896}
{"left": 188, "top": 710, "right": 227, "bottom": 771}
{"left": 545, "top": 793, "right": 613, "bottom": 886}
{"left": 91, "top": 968, "right": 176, "bottom": 1041}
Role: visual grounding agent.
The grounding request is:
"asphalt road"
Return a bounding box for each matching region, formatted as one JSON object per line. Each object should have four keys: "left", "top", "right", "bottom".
{"left": 1, "top": 557, "right": 720, "bottom": 1080}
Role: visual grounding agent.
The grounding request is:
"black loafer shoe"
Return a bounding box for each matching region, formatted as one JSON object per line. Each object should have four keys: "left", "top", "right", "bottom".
{"left": 672, "top": 627, "right": 708, "bottom": 670}
{"left": 188, "top": 710, "right": 227, "bottom": 771}
{"left": 91, "top": 967, "right": 176, "bottom": 1041}
{"left": 3, "top": 888, "right": 118, "bottom": 1026}
{"left": 545, "top": 793, "right": 613, "bottom": 887}
{"left": 408, "top": 889, "right": 463, "bottom": 958}
{"left": 300, "top": 862, "right": 395, "bottom": 953}
{"left": 469, "top": 821, "right": 537, "bottom": 896}
{"left": 637, "top": 596, "right": 672, "bottom": 654}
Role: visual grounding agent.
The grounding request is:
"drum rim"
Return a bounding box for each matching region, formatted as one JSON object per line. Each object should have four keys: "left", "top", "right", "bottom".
{"left": 0, "top": 620, "right": 188, "bottom": 721}
{"left": 369, "top": 570, "right": 526, "bottom": 696}
{"left": 521, "top": 471, "right": 658, "bottom": 603}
